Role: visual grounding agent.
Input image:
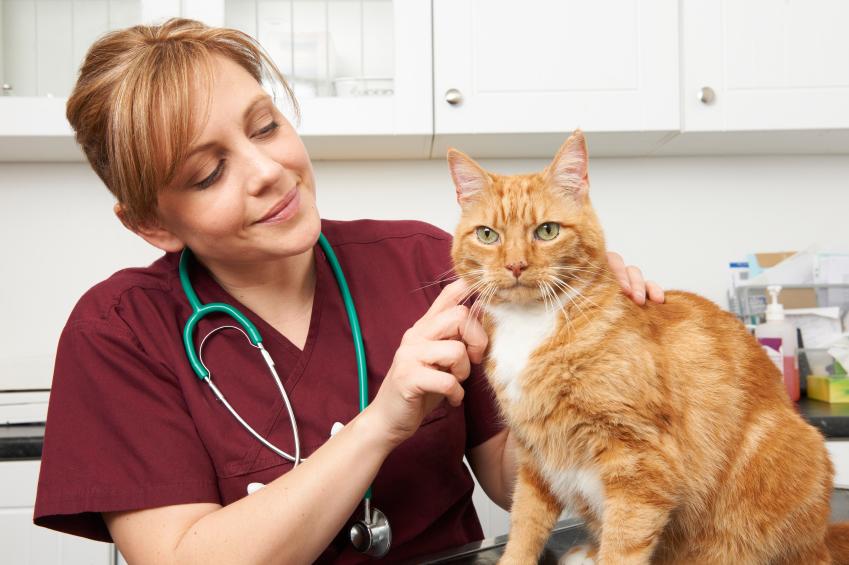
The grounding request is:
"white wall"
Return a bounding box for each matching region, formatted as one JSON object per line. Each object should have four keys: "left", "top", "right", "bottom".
{"left": 2, "top": 155, "right": 849, "bottom": 389}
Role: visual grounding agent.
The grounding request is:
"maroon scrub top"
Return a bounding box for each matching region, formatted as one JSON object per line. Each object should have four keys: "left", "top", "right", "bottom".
{"left": 34, "top": 219, "right": 504, "bottom": 563}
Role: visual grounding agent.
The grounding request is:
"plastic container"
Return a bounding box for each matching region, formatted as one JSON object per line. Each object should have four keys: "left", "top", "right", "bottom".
{"left": 755, "top": 285, "right": 800, "bottom": 401}
{"left": 727, "top": 261, "right": 749, "bottom": 316}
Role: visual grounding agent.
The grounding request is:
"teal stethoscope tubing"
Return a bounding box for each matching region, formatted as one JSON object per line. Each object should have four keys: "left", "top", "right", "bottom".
{"left": 179, "top": 233, "right": 371, "bottom": 500}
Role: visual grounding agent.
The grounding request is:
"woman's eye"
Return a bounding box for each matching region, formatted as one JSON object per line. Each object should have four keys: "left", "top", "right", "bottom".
{"left": 475, "top": 226, "right": 500, "bottom": 244}
{"left": 255, "top": 120, "right": 279, "bottom": 137}
{"left": 196, "top": 160, "right": 225, "bottom": 189}
{"left": 535, "top": 222, "right": 560, "bottom": 241}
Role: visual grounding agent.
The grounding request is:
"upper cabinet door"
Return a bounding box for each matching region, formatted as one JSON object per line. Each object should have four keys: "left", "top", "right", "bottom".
{"left": 432, "top": 0, "right": 679, "bottom": 136}
{"left": 219, "top": 0, "right": 433, "bottom": 158}
{"left": 682, "top": 0, "right": 849, "bottom": 131}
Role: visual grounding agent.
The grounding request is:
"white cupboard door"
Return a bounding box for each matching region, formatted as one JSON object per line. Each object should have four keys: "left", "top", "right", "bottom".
{"left": 433, "top": 0, "right": 679, "bottom": 135}
{"left": 682, "top": 0, "right": 849, "bottom": 131}
{"left": 0, "top": 460, "right": 113, "bottom": 565}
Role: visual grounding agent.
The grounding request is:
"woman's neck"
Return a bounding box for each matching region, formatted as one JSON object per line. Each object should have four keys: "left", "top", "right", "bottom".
{"left": 204, "top": 249, "right": 317, "bottom": 349}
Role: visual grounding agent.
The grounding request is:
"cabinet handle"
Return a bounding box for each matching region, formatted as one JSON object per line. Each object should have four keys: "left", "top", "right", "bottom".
{"left": 698, "top": 86, "right": 716, "bottom": 105}
{"left": 444, "top": 88, "right": 463, "bottom": 106}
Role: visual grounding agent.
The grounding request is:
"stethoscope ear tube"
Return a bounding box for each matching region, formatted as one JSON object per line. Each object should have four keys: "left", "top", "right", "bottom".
{"left": 180, "top": 248, "right": 264, "bottom": 379}
{"left": 198, "top": 326, "right": 301, "bottom": 466}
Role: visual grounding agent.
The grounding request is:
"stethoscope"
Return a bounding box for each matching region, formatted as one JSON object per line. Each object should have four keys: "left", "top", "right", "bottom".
{"left": 179, "top": 233, "right": 391, "bottom": 558}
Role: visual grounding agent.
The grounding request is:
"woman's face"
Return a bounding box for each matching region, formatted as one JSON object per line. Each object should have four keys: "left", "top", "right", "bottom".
{"left": 151, "top": 54, "right": 320, "bottom": 267}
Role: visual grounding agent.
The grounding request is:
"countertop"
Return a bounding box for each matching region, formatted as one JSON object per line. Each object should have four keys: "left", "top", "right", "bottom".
{"left": 416, "top": 489, "right": 849, "bottom": 564}
{"left": 0, "top": 423, "right": 44, "bottom": 460}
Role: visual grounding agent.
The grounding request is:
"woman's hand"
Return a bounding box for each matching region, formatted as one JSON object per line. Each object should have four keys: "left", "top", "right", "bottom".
{"left": 606, "top": 251, "right": 665, "bottom": 305}
{"left": 368, "top": 280, "right": 488, "bottom": 446}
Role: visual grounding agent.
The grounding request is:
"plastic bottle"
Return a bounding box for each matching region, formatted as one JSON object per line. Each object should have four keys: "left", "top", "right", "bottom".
{"left": 755, "top": 285, "right": 799, "bottom": 401}
{"left": 726, "top": 261, "right": 750, "bottom": 317}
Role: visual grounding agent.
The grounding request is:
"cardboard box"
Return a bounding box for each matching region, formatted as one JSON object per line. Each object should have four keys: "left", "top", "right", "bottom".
{"left": 755, "top": 252, "right": 818, "bottom": 309}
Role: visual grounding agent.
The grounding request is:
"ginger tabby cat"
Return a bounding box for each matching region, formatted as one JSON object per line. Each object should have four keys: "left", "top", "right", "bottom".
{"left": 448, "top": 131, "right": 849, "bottom": 564}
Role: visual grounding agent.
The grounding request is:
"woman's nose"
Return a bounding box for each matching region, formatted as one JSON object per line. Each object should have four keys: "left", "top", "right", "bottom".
{"left": 243, "top": 144, "right": 284, "bottom": 195}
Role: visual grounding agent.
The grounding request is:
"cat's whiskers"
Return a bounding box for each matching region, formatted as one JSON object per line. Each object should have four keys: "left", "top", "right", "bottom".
{"left": 413, "top": 268, "right": 488, "bottom": 292}
{"left": 554, "top": 280, "right": 607, "bottom": 333}
{"left": 537, "top": 281, "right": 553, "bottom": 316}
{"left": 549, "top": 265, "right": 620, "bottom": 287}
{"left": 412, "top": 274, "right": 461, "bottom": 292}
{"left": 548, "top": 276, "right": 594, "bottom": 327}
{"left": 545, "top": 279, "right": 574, "bottom": 329}
{"left": 465, "top": 282, "right": 498, "bottom": 338}
{"left": 556, "top": 276, "right": 604, "bottom": 313}
{"left": 458, "top": 275, "right": 493, "bottom": 305}
{"left": 540, "top": 279, "right": 575, "bottom": 337}
{"left": 459, "top": 277, "right": 498, "bottom": 335}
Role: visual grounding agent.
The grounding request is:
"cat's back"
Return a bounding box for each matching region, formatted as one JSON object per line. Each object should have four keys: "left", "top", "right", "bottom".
{"left": 640, "top": 289, "right": 759, "bottom": 354}
{"left": 644, "top": 289, "right": 742, "bottom": 332}
{"left": 637, "top": 289, "right": 793, "bottom": 410}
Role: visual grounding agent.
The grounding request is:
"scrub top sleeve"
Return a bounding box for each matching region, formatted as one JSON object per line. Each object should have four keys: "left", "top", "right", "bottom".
{"left": 34, "top": 319, "right": 220, "bottom": 542}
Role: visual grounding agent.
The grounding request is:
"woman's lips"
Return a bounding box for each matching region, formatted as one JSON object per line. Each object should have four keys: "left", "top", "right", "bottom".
{"left": 256, "top": 187, "right": 300, "bottom": 224}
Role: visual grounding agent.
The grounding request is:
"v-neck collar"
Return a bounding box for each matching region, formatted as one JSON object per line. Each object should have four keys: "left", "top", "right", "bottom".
{"left": 188, "top": 243, "right": 328, "bottom": 395}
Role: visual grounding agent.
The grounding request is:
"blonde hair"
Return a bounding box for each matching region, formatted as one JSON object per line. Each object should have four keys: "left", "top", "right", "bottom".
{"left": 66, "top": 18, "right": 298, "bottom": 229}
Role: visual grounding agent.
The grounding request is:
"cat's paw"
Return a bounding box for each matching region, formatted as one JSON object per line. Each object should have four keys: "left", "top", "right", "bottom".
{"left": 558, "top": 544, "right": 597, "bottom": 565}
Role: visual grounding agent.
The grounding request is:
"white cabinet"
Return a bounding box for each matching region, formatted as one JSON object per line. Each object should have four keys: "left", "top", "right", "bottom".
{"left": 682, "top": 0, "right": 849, "bottom": 132}
{"left": 0, "top": 0, "right": 176, "bottom": 161}
{"left": 431, "top": 0, "right": 680, "bottom": 157}
{"left": 659, "top": 0, "right": 849, "bottom": 154}
{"left": 219, "top": 0, "right": 433, "bottom": 158}
{"left": 4, "top": 0, "right": 849, "bottom": 160}
{"left": 0, "top": 460, "right": 114, "bottom": 565}
{"left": 0, "top": 0, "right": 432, "bottom": 160}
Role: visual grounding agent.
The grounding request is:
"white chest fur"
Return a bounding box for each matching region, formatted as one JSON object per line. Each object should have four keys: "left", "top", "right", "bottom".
{"left": 486, "top": 302, "right": 559, "bottom": 403}
{"left": 539, "top": 463, "right": 605, "bottom": 520}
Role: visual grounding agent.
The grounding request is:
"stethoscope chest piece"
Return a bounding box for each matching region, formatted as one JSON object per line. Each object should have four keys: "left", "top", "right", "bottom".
{"left": 350, "top": 507, "right": 391, "bottom": 558}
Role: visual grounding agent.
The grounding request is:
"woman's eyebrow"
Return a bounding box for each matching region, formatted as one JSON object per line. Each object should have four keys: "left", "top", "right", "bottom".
{"left": 242, "top": 92, "right": 272, "bottom": 121}
{"left": 185, "top": 93, "right": 273, "bottom": 158}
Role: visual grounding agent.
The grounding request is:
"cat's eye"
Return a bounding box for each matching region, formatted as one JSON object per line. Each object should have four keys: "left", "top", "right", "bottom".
{"left": 535, "top": 222, "right": 560, "bottom": 241}
{"left": 475, "top": 226, "right": 500, "bottom": 244}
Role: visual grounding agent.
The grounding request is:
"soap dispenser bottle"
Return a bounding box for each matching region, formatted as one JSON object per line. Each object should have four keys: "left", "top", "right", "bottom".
{"left": 755, "top": 285, "right": 799, "bottom": 401}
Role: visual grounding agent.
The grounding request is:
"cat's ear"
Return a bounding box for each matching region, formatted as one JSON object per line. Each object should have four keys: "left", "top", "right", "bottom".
{"left": 547, "top": 129, "right": 589, "bottom": 200}
{"left": 447, "top": 148, "right": 489, "bottom": 205}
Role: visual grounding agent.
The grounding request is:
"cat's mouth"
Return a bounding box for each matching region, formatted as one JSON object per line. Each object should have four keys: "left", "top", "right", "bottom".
{"left": 493, "top": 280, "right": 544, "bottom": 304}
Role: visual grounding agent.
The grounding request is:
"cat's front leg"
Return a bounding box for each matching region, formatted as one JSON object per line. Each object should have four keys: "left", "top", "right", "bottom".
{"left": 596, "top": 486, "right": 672, "bottom": 565}
{"left": 499, "top": 462, "right": 563, "bottom": 565}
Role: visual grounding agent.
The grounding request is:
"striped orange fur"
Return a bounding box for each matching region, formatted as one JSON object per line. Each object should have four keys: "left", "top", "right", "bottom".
{"left": 449, "top": 130, "right": 848, "bottom": 564}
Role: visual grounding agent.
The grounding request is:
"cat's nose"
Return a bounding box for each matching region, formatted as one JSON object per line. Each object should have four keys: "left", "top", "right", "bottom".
{"left": 505, "top": 261, "right": 528, "bottom": 278}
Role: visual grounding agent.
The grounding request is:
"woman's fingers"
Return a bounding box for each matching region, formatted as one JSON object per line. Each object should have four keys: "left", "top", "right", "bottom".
{"left": 412, "top": 367, "right": 467, "bottom": 407}
{"left": 646, "top": 280, "right": 666, "bottom": 304}
{"left": 423, "top": 279, "right": 471, "bottom": 318}
{"left": 409, "top": 280, "right": 488, "bottom": 363}
{"left": 625, "top": 265, "right": 646, "bottom": 305}
{"left": 606, "top": 251, "right": 632, "bottom": 295}
{"left": 412, "top": 305, "right": 488, "bottom": 364}
{"left": 416, "top": 340, "right": 471, "bottom": 383}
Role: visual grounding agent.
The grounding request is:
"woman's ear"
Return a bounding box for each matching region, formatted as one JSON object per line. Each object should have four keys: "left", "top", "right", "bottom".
{"left": 114, "top": 203, "right": 185, "bottom": 253}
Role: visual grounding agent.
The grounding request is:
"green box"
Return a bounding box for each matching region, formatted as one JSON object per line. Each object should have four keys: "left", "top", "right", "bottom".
{"left": 807, "top": 375, "right": 849, "bottom": 403}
